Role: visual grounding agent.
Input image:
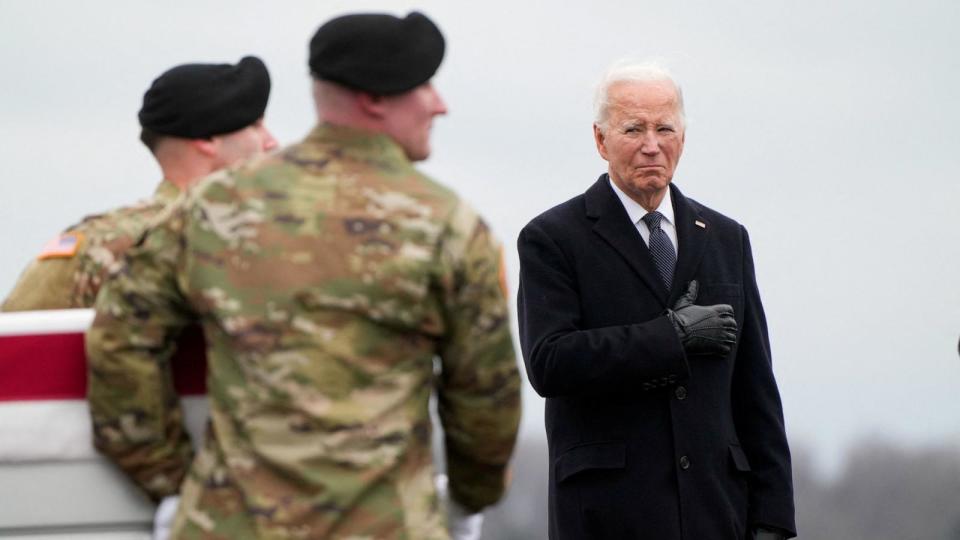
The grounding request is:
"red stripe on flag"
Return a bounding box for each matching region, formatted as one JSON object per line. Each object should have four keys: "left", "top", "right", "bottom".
{"left": 0, "top": 326, "right": 207, "bottom": 401}
{"left": 171, "top": 326, "right": 208, "bottom": 396}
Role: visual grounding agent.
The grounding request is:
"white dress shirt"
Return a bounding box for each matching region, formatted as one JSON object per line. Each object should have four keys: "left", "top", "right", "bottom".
{"left": 608, "top": 176, "right": 679, "bottom": 253}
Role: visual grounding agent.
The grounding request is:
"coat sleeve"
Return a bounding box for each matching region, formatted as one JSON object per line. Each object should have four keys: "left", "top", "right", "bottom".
{"left": 435, "top": 202, "right": 522, "bottom": 513}
{"left": 731, "top": 226, "right": 797, "bottom": 537}
{"left": 516, "top": 220, "right": 688, "bottom": 398}
{"left": 85, "top": 208, "right": 193, "bottom": 503}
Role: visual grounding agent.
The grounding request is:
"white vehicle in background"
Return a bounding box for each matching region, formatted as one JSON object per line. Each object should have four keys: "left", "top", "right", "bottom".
{"left": 0, "top": 309, "right": 208, "bottom": 540}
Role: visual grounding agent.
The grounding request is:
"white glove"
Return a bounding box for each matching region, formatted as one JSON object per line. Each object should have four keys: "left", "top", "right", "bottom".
{"left": 435, "top": 473, "right": 484, "bottom": 540}
{"left": 153, "top": 495, "right": 180, "bottom": 540}
{"left": 448, "top": 496, "right": 484, "bottom": 540}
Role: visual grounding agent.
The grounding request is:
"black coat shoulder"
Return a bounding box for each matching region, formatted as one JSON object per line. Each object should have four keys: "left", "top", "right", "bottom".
{"left": 522, "top": 191, "right": 588, "bottom": 233}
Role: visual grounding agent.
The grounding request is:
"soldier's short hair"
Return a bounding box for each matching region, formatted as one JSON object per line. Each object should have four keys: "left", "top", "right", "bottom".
{"left": 139, "top": 127, "right": 164, "bottom": 153}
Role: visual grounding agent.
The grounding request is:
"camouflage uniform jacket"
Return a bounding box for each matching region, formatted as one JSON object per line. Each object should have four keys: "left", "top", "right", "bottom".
{"left": 2, "top": 180, "right": 180, "bottom": 310}
{"left": 86, "top": 124, "right": 522, "bottom": 539}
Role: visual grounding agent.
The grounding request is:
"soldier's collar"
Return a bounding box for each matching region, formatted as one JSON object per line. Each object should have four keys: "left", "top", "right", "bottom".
{"left": 154, "top": 179, "right": 182, "bottom": 203}
{"left": 306, "top": 123, "right": 410, "bottom": 166}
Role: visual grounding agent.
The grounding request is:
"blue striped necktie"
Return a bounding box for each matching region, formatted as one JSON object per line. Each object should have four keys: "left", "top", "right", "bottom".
{"left": 641, "top": 211, "right": 676, "bottom": 290}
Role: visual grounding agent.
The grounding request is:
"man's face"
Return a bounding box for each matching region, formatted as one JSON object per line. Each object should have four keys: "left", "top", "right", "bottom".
{"left": 380, "top": 82, "right": 448, "bottom": 161}
{"left": 594, "top": 81, "right": 685, "bottom": 203}
{"left": 211, "top": 118, "right": 278, "bottom": 169}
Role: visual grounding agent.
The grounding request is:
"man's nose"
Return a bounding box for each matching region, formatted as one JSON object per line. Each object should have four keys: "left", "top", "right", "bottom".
{"left": 431, "top": 87, "right": 448, "bottom": 116}
{"left": 261, "top": 127, "right": 278, "bottom": 151}
{"left": 639, "top": 131, "right": 660, "bottom": 154}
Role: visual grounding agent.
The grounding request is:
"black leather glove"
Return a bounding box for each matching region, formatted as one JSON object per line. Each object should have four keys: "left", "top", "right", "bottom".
{"left": 665, "top": 280, "right": 737, "bottom": 356}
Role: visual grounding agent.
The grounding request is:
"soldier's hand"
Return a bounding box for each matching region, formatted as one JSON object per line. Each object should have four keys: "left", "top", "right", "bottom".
{"left": 666, "top": 280, "right": 737, "bottom": 356}
{"left": 153, "top": 495, "right": 180, "bottom": 540}
{"left": 448, "top": 500, "right": 484, "bottom": 540}
{"left": 435, "top": 473, "right": 484, "bottom": 540}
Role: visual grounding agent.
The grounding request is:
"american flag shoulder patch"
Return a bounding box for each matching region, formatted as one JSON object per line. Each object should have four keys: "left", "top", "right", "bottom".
{"left": 37, "top": 232, "right": 84, "bottom": 260}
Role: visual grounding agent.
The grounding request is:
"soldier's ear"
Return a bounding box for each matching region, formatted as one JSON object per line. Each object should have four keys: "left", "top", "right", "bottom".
{"left": 190, "top": 138, "right": 219, "bottom": 158}
{"left": 357, "top": 92, "right": 388, "bottom": 119}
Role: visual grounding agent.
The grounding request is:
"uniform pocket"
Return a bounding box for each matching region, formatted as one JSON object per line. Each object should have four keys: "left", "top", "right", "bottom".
{"left": 555, "top": 441, "right": 626, "bottom": 484}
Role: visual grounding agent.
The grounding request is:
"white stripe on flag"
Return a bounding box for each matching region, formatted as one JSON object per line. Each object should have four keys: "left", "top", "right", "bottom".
{"left": 0, "top": 397, "right": 209, "bottom": 462}
{"left": 0, "top": 309, "right": 95, "bottom": 337}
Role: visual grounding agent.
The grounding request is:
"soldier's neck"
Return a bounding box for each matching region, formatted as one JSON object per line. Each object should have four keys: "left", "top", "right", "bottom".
{"left": 159, "top": 160, "right": 215, "bottom": 191}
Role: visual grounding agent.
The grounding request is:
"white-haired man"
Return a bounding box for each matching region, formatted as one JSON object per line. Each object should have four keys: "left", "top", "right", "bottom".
{"left": 517, "top": 61, "right": 796, "bottom": 539}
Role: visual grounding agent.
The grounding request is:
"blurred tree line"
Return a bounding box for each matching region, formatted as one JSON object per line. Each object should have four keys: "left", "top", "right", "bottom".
{"left": 481, "top": 436, "right": 960, "bottom": 539}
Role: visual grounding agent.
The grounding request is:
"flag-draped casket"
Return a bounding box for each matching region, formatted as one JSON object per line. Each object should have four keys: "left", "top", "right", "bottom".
{"left": 0, "top": 309, "right": 207, "bottom": 539}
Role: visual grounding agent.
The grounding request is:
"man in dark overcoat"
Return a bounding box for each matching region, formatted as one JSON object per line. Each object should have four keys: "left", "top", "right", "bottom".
{"left": 517, "top": 61, "right": 796, "bottom": 540}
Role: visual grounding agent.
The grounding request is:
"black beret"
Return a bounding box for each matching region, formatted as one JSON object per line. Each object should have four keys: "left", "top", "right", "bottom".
{"left": 309, "top": 11, "right": 445, "bottom": 95}
{"left": 138, "top": 56, "right": 270, "bottom": 139}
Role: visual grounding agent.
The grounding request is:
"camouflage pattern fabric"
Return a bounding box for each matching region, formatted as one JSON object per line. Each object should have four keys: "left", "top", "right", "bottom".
{"left": 2, "top": 181, "right": 181, "bottom": 310}
{"left": 87, "top": 124, "right": 522, "bottom": 539}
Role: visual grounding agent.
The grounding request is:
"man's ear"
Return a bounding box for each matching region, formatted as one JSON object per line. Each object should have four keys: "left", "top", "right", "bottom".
{"left": 357, "top": 92, "right": 387, "bottom": 118}
{"left": 190, "top": 138, "right": 219, "bottom": 158}
{"left": 593, "top": 123, "right": 609, "bottom": 161}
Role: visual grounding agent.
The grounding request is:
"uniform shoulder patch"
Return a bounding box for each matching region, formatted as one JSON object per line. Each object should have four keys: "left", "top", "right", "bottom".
{"left": 37, "top": 232, "right": 84, "bottom": 260}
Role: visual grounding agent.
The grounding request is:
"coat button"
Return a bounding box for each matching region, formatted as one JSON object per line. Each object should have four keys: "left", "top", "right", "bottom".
{"left": 679, "top": 455, "right": 690, "bottom": 470}
{"left": 675, "top": 386, "right": 687, "bottom": 400}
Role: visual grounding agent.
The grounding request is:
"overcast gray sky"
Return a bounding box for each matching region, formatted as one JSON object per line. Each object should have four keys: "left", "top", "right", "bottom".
{"left": 1, "top": 0, "right": 958, "bottom": 476}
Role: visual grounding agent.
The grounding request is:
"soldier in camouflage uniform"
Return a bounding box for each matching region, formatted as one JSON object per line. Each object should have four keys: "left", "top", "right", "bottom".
{"left": 2, "top": 56, "right": 276, "bottom": 311}
{"left": 86, "top": 11, "right": 522, "bottom": 540}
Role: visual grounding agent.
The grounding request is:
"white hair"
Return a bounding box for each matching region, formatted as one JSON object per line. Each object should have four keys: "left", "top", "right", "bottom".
{"left": 593, "top": 60, "right": 685, "bottom": 131}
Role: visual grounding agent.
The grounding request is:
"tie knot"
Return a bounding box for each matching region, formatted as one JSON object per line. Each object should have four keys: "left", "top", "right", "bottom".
{"left": 642, "top": 212, "right": 664, "bottom": 231}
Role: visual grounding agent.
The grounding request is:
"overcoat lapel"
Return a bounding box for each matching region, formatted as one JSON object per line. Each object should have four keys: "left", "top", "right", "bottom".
{"left": 668, "top": 184, "right": 709, "bottom": 305}
{"left": 584, "top": 176, "right": 669, "bottom": 306}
